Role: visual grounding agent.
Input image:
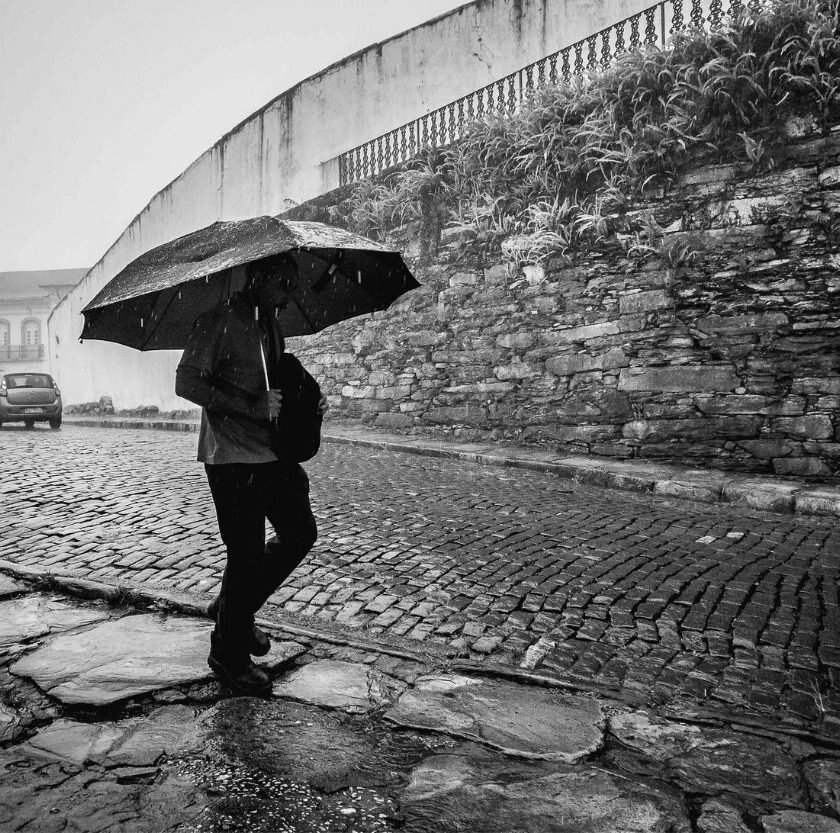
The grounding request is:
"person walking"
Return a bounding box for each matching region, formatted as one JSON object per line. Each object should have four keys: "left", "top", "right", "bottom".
{"left": 176, "top": 253, "right": 327, "bottom": 695}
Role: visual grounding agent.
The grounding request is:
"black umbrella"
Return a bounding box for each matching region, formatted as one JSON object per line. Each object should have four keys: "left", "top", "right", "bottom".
{"left": 80, "top": 217, "right": 420, "bottom": 350}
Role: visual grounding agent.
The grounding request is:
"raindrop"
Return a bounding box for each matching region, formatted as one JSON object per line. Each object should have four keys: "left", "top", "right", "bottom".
{"left": 178, "top": 290, "right": 182, "bottom": 299}
{"left": 357, "top": 271, "right": 362, "bottom": 283}
{"left": 140, "top": 317, "right": 144, "bottom": 327}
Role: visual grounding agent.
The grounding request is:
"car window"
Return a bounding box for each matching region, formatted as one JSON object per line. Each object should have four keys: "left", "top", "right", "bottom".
{"left": 4, "top": 374, "right": 54, "bottom": 388}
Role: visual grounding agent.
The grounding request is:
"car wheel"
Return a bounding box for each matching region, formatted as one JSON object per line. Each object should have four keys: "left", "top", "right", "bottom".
{"left": 49, "top": 417, "right": 62, "bottom": 430}
{"left": 24, "top": 420, "right": 35, "bottom": 429}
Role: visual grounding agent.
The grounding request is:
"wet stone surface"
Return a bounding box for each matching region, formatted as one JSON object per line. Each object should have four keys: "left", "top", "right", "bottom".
{"left": 759, "top": 810, "right": 840, "bottom": 833}
{"left": 21, "top": 704, "right": 197, "bottom": 767}
{"left": 3, "top": 587, "right": 840, "bottom": 831}
{"left": 175, "top": 696, "right": 433, "bottom": 794}
{"left": 401, "top": 742, "right": 692, "bottom": 833}
{"left": 3, "top": 426, "right": 839, "bottom": 733}
{"left": 10, "top": 611, "right": 304, "bottom": 705}
{"left": 696, "top": 798, "right": 753, "bottom": 833}
{"left": 272, "top": 658, "right": 399, "bottom": 713}
{"left": 0, "top": 594, "right": 111, "bottom": 648}
{"left": 608, "top": 709, "right": 805, "bottom": 813}
{"left": 0, "top": 574, "right": 24, "bottom": 599}
{"left": 0, "top": 702, "right": 23, "bottom": 745}
{"left": 385, "top": 672, "right": 604, "bottom": 761}
{"left": 803, "top": 758, "right": 840, "bottom": 817}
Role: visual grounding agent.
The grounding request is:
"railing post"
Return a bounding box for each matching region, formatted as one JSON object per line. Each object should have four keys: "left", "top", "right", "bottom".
{"left": 691, "top": 0, "right": 704, "bottom": 27}
{"left": 671, "top": 0, "right": 684, "bottom": 31}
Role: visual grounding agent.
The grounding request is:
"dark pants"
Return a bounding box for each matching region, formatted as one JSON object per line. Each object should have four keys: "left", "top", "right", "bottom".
{"left": 205, "top": 461, "right": 317, "bottom": 663}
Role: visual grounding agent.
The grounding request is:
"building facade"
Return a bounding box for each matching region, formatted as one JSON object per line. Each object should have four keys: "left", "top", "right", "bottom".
{"left": 0, "top": 270, "right": 86, "bottom": 378}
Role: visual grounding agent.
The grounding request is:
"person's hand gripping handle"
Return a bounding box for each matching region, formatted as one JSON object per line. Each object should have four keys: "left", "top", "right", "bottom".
{"left": 264, "top": 389, "right": 282, "bottom": 421}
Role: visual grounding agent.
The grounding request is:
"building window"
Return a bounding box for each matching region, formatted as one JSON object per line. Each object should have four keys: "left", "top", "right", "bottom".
{"left": 0, "top": 320, "right": 9, "bottom": 346}
{"left": 22, "top": 319, "right": 41, "bottom": 345}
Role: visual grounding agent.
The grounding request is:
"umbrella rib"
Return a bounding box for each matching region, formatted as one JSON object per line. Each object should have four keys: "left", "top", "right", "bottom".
{"left": 140, "top": 288, "right": 179, "bottom": 350}
{"left": 288, "top": 292, "right": 317, "bottom": 333}
{"left": 304, "top": 250, "right": 385, "bottom": 305}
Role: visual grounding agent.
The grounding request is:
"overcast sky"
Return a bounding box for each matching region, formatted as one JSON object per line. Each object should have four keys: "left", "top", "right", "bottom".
{"left": 0, "top": 0, "right": 468, "bottom": 273}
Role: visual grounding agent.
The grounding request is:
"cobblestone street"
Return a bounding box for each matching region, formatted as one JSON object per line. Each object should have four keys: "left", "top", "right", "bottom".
{"left": 1, "top": 424, "right": 838, "bottom": 736}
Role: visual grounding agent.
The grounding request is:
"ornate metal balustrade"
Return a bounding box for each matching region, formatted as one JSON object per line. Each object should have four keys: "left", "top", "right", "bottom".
{"left": 336, "top": 0, "right": 766, "bottom": 186}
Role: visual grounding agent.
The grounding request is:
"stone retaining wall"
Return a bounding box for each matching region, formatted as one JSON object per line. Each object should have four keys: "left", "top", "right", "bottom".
{"left": 290, "top": 128, "right": 840, "bottom": 478}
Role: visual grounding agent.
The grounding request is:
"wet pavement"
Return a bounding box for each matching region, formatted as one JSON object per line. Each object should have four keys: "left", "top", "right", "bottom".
{"left": 1, "top": 422, "right": 838, "bottom": 742}
{"left": 2, "top": 576, "right": 840, "bottom": 832}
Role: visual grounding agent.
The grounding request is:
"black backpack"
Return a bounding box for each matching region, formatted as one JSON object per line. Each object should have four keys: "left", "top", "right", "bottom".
{"left": 270, "top": 353, "right": 322, "bottom": 463}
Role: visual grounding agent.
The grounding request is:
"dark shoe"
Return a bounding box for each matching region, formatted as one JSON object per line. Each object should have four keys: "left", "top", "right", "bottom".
{"left": 206, "top": 597, "right": 271, "bottom": 657}
{"left": 208, "top": 636, "right": 272, "bottom": 696}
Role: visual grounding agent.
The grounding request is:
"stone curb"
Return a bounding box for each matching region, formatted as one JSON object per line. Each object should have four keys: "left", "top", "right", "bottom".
{"left": 61, "top": 416, "right": 840, "bottom": 519}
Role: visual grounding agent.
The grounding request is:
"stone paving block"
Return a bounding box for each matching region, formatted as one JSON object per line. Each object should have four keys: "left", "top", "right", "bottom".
{"left": 722, "top": 481, "right": 800, "bottom": 513}
{"left": 2, "top": 428, "right": 840, "bottom": 732}
{"left": 795, "top": 490, "right": 840, "bottom": 516}
{"left": 363, "top": 594, "right": 398, "bottom": 614}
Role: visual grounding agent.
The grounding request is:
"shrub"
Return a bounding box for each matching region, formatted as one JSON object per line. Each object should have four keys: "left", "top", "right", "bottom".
{"left": 348, "top": 0, "right": 840, "bottom": 265}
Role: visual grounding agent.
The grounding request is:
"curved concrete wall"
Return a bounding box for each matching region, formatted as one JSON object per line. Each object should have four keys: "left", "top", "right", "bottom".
{"left": 50, "top": 0, "right": 652, "bottom": 410}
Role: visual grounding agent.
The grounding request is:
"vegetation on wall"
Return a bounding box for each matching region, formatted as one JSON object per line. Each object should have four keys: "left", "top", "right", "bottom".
{"left": 336, "top": 0, "right": 839, "bottom": 265}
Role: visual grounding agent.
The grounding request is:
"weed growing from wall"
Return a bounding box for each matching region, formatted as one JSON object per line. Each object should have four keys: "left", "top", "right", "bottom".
{"left": 347, "top": 0, "right": 839, "bottom": 267}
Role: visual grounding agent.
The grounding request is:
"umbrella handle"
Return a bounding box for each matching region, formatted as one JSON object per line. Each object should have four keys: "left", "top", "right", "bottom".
{"left": 258, "top": 340, "right": 271, "bottom": 392}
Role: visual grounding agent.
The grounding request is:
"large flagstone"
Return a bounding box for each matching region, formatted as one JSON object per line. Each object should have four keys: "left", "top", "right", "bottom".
{"left": 0, "top": 746, "right": 205, "bottom": 832}
{"left": 272, "top": 659, "right": 392, "bottom": 712}
{"left": 0, "top": 595, "right": 110, "bottom": 647}
{"left": 11, "top": 612, "right": 305, "bottom": 705}
{"left": 401, "top": 743, "right": 691, "bottom": 833}
{"left": 385, "top": 672, "right": 603, "bottom": 761}
{"left": 10, "top": 613, "right": 210, "bottom": 704}
{"left": 23, "top": 718, "right": 131, "bottom": 765}
{"left": 609, "top": 710, "right": 805, "bottom": 811}
{"left": 22, "top": 705, "right": 196, "bottom": 767}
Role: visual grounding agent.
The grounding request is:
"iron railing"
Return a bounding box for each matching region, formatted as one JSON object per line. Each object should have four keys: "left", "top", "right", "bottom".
{"left": 0, "top": 345, "right": 45, "bottom": 362}
{"left": 336, "top": 0, "right": 766, "bottom": 185}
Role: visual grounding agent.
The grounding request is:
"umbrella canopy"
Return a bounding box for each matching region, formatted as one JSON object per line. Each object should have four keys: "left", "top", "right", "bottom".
{"left": 80, "top": 217, "right": 420, "bottom": 350}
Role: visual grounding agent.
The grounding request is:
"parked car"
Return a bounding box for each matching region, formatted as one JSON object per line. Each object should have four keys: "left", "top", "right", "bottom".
{"left": 0, "top": 372, "right": 63, "bottom": 429}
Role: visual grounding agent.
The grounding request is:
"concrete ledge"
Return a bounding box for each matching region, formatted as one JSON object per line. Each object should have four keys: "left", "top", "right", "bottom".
{"left": 61, "top": 417, "right": 840, "bottom": 519}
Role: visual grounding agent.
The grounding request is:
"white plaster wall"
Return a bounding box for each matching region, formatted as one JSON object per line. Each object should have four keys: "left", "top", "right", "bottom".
{"left": 50, "top": 0, "right": 654, "bottom": 410}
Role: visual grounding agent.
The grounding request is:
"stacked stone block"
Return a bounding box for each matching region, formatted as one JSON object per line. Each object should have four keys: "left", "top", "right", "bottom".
{"left": 291, "top": 127, "right": 840, "bottom": 478}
